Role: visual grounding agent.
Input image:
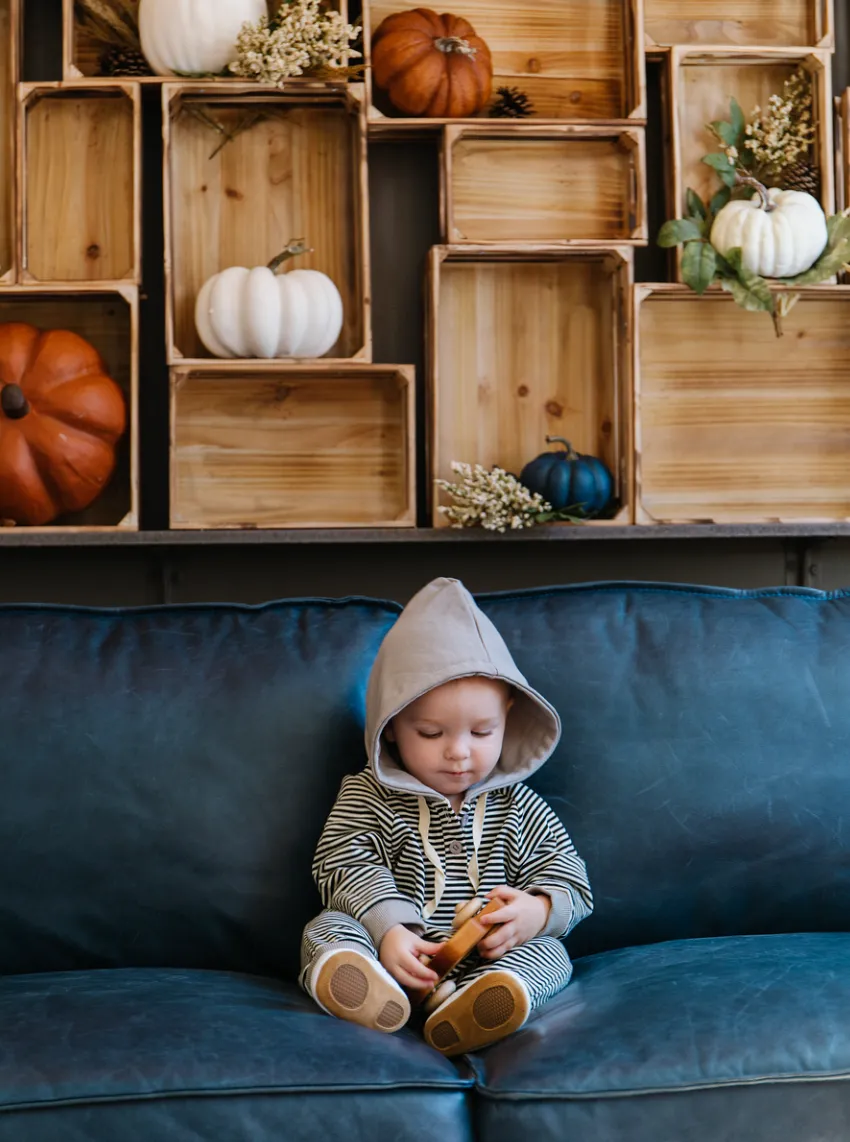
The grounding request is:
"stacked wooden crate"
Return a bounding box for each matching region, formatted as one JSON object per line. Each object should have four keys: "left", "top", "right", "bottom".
{"left": 161, "top": 82, "right": 415, "bottom": 530}
{"left": 12, "top": 0, "right": 850, "bottom": 532}
{"left": 51, "top": 0, "right": 417, "bottom": 532}
{"left": 639, "top": 0, "right": 850, "bottom": 525}
{"left": 362, "top": 0, "right": 648, "bottom": 526}
{"left": 1, "top": 2, "right": 140, "bottom": 531}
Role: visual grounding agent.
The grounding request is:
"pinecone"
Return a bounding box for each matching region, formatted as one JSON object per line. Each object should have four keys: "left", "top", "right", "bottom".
{"left": 99, "top": 47, "right": 153, "bottom": 77}
{"left": 489, "top": 86, "right": 535, "bottom": 118}
{"left": 777, "top": 159, "right": 820, "bottom": 198}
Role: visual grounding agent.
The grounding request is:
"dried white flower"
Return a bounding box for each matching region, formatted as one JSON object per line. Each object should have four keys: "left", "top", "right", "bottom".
{"left": 745, "top": 67, "right": 815, "bottom": 176}
{"left": 435, "top": 462, "right": 555, "bottom": 533}
{"left": 229, "top": 0, "right": 361, "bottom": 87}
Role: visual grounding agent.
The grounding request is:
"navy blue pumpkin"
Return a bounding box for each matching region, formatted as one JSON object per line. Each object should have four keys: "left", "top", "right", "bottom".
{"left": 519, "top": 436, "right": 614, "bottom": 518}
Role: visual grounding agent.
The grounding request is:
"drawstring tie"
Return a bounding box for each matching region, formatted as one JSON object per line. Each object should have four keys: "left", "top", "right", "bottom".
{"left": 419, "top": 792, "right": 487, "bottom": 921}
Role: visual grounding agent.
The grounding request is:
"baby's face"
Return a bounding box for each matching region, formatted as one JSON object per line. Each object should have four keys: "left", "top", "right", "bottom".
{"left": 388, "top": 676, "right": 512, "bottom": 801}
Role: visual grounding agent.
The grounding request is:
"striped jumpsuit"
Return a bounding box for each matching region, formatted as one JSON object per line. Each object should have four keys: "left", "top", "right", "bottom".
{"left": 300, "top": 769, "right": 593, "bottom": 1011}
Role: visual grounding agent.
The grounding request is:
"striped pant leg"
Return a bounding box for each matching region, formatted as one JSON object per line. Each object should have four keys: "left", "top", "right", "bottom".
{"left": 299, "top": 909, "right": 379, "bottom": 996}
{"left": 454, "top": 936, "right": 573, "bottom": 1011}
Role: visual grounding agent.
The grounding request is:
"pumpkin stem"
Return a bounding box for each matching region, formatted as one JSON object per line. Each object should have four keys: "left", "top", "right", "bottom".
{"left": 545, "top": 434, "right": 577, "bottom": 460}
{"left": 0, "top": 383, "right": 29, "bottom": 420}
{"left": 735, "top": 173, "right": 774, "bottom": 212}
{"left": 267, "top": 239, "right": 313, "bottom": 274}
{"left": 434, "top": 36, "right": 477, "bottom": 58}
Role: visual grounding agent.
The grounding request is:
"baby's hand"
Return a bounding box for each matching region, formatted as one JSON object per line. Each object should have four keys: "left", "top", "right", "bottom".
{"left": 477, "top": 886, "right": 550, "bottom": 960}
{"left": 379, "top": 924, "right": 443, "bottom": 990}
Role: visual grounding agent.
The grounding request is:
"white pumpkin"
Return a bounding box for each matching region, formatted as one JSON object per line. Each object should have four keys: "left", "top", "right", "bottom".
{"left": 139, "top": 0, "right": 266, "bottom": 76}
{"left": 195, "top": 257, "right": 345, "bottom": 360}
{"left": 711, "top": 186, "right": 827, "bottom": 278}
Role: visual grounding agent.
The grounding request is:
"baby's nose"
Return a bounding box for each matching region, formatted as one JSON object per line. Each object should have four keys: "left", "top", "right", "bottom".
{"left": 444, "top": 737, "right": 470, "bottom": 761}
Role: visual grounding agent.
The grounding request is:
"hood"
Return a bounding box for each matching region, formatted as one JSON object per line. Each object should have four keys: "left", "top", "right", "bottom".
{"left": 365, "top": 578, "right": 561, "bottom": 798}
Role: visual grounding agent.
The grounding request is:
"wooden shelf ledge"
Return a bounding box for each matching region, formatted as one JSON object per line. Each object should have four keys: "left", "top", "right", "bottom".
{"left": 2, "top": 524, "right": 850, "bottom": 547}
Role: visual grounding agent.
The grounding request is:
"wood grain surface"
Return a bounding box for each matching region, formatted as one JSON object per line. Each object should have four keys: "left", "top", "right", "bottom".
{"left": 636, "top": 287, "right": 850, "bottom": 523}
{"left": 645, "top": 0, "right": 832, "bottom": 47}
{"left": 171, "top": 364, "right": 415, "bottom": 528}
{"left": 21, "top": 85, "right": 139, "bottom": 283}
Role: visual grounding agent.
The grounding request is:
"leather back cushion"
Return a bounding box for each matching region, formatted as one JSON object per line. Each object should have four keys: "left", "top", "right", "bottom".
{"left": 0, "top": 599, "right": 397, "bottom": 977}
{"left": 478, "top": 584, "right": 850, "bottom": 959}
{"left": 2, "top": 584, "right": 848, "bottom": 975}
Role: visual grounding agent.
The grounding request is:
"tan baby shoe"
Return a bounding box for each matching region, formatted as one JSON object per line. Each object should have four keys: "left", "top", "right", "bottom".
{"left": 423, "top": 969, "right": 530, "bottom": 1057}
{"left": 311, "top": 948, "right": 411, "bottom": 1033}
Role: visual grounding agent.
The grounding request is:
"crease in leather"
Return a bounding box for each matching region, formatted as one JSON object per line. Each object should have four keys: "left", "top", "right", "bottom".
{"left": 468, "top": 933, "right": 850, "bottom": 1101}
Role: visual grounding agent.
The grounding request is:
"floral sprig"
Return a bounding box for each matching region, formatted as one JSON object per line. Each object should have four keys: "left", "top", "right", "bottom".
{"left": 229, "top": 0, "right": 361, "bottom": 87}
{"left": 657, "top": 71, "right": 847, "bottom": 337}
{"left": 704, "top": 69, "right": 815, "bottom": 192}
{"left": 435, "top": 463, "right": 584, "bottom": 532}
{"left": 707, "top": 69, "right": 815, "bottom": 181}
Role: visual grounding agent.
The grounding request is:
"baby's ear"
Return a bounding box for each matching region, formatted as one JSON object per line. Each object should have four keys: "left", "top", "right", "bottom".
{"left": 384, "top": 721, "right": 396, "bottom": 743}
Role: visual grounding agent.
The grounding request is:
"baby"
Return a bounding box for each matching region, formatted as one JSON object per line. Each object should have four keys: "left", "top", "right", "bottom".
{"left": 300, "top": 577, "right": 592, "bottom": 1056}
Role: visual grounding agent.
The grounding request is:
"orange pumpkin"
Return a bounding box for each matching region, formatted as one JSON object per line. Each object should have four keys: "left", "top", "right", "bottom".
{"left": 372, "top": 8, "right": 493, "bottom": 118}
{"left": 0, "top": 323, "right": 126, "bottom": 526}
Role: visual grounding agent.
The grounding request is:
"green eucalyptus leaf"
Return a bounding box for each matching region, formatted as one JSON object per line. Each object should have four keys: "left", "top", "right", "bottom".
{"left": 702, "top": 152, "right": 737, "bottom": 187}
{"left": 710, "top": 119, "right": 738, "bottom": 147}
{"left": 737, "top": 264, "right": 774, "bottom": 308}
{"left": 720, "top": 275, "right": 775, "bottom": 314}
{"left": 686, "top": 188, "right": 707, "bottom": 223}
{"left": 657, "top": 218, "right": 703, "bottom": 247}
{"left": 718, "top": 245, "right": 773, "bottom": 311}
{"left": 722, "top": 246, "right": 744, "bottom": 275}
{"left": 709, "top": 186, "right": 732, "bottom": 217}
{"left": 729, "top": 97, "right": 745, "bottom": 141}
{"left": 681, "top": 240, "right": 717, "bottom": 295}
{"left": 826, "top": 212, "right": 850, "bottom": 249}
{"left": 702, "top": 151, "right": 733, "bottom": 173}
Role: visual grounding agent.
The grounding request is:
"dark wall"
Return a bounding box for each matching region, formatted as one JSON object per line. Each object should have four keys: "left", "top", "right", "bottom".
{"left": 5, "top": 2, "right": 849, "bottom": 604}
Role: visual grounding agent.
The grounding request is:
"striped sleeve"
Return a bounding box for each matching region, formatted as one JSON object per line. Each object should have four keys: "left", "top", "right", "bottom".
{"left": 312, "top": 772, "right": 422, "bottom": 947}
{"left": 512, "top": 787, "right": 594, "bottom": 940}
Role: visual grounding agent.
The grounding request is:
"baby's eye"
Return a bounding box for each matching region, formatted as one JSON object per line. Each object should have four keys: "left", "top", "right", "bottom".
{"left": 417, "top": 730, "right": 441, "bottom": 739}
{"left": 471, "top": 730, "right": 494, "bottom": 737}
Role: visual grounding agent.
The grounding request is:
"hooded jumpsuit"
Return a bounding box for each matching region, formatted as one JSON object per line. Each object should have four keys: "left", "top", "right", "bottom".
{"left": 300, "top": 578, "right": 593, "bottom": 1016}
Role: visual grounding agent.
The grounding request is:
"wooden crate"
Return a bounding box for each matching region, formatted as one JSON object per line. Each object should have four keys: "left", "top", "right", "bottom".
{"left": 427, "top": 246, "right": 633, "bottom": 527}
{"left": 0, "top": 0, "right": 19, "bottom": 285}
{"left": 170, "top": 364, "right": 415, "bottom": 529}
{"left": 668, "top": 48, "right": 834, "bottom": 226}
{"left": 645, "top": 0, "right": 833, "bottom": 48}
{"left": 364, "top": 0, "right": 646, "bottom": 130}
{"left": 63, "top": 0, "right": 348, "bottom": 82}
{"left": 163, "top": 84, "right": 370, "bottom": 365}
{"left": 441, "top": 123, "right": 647, "bottom": 245}
{"left": 635, "top": 285, "right": 850, "bottom": 524}
{"left": 0, "top": 285, "right": 139, "bottom": 534}
{"left": 18, "top": 84, "right": 141, "bottom": 285}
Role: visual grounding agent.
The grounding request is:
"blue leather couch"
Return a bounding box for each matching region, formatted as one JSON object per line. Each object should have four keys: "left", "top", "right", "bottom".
{"left": 2, "top": 581, "right": 849, "bottom": 1141}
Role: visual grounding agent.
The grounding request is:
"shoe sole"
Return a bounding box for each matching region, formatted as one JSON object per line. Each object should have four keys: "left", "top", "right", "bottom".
{"left": 313, "top": 949, "right": 410, "bottom": 1033}
{"left": 424, "top": 970, "right": 530, "bottom": 1057}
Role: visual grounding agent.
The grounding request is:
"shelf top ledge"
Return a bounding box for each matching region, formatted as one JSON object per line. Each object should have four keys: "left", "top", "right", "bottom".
{"left": 2, "top": 524, "right": 850, "bottom": 547}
